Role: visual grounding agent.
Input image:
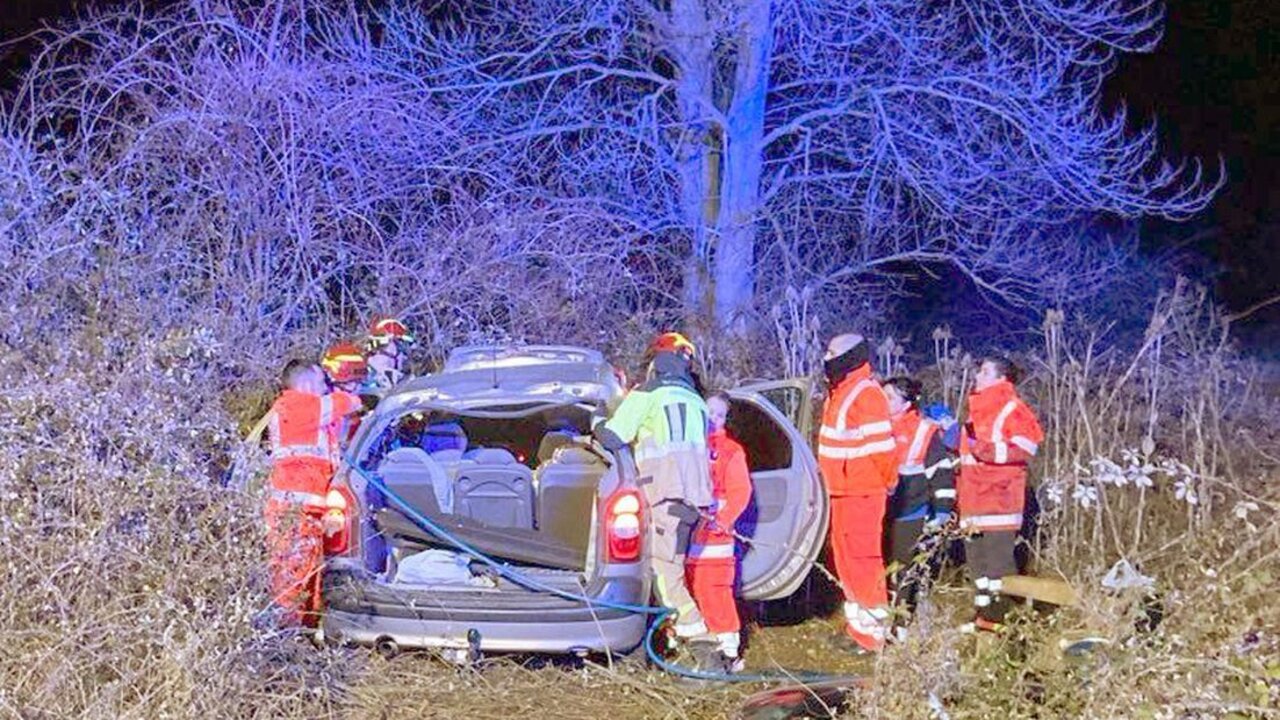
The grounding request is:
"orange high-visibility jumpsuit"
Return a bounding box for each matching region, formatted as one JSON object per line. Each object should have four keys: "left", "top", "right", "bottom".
{"left": 265, "top": 389, "right": 362, "bottom": 625}
{"left": 958, "top": 379, "right": 1043, "bottom": 629}
{"left": 885, "top": 407, "right": 955, "bottom": 615}
{"left": 818, "top": 364, "right": 898, "bottom": 650}
{"left": 685, "top": 428, "right": 753, "bottom": 658}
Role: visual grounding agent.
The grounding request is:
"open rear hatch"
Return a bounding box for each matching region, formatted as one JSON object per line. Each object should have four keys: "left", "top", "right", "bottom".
{"left": 344, "top": 401, "right": 614, "bottom": 580}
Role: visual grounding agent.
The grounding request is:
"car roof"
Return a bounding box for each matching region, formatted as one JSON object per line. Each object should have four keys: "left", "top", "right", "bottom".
{"left": 443, "top": 345, "right": 607, "bottom": 371}
{"left": 381, "top": 345, "right": 623, "bottom": 414}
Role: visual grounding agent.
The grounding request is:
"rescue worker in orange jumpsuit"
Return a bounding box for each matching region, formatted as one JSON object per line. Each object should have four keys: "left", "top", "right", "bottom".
{"left": 958, "top": 356, "right": 1044, "bottom": 632}
{"left": 265, "top": 359, "right": 364, "bottom": 626}
{"left": 882, "top": 376, "right": 955, "bottom": 636}
{"left": 685, "top": 391, "right": 752, "bottom": 673}
{"left": 817, "top": 334, "right": 898, "bottom": 652}
{"left": 364, "top": 316, "right": 415, "bottom": 394}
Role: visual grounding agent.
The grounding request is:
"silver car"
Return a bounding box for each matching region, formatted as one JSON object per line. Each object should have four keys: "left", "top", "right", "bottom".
{"left": 320, "top": 345, "right": 828, "bottom": 656}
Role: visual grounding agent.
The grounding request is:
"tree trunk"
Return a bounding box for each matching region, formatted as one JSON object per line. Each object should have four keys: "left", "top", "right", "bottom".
{"left": 668, "top": 0, "right": 718, "bottom": 321}
{"left": 713, "top": 0, "right": 772, "bottom": 332}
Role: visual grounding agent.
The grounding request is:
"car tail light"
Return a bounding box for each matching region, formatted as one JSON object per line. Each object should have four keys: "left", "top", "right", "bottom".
{"left": 605, "top": 489, "right": 643, "bottom": 563}
{"left": 323, "top": 486, "right": 357, "bottom": 555}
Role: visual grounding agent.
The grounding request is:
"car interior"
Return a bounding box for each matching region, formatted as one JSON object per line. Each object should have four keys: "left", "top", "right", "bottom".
{"left": 361, "top": 404, "right": 608, "bottom": 572}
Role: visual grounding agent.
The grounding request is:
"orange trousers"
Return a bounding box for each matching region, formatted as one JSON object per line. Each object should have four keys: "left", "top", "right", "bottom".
{"left": 265, "top": 501, "right": 325, "bottom": 626}
{"left": 829, "top": 493, "right": 889, "bottom": 649}
{"left": 686, "top": 559, "right": 739, "bottom": 635}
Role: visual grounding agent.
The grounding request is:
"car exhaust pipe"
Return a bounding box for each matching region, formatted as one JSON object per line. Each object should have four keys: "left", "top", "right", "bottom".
{"left": 375, "top": 636, "right": 400, "bottom": 659}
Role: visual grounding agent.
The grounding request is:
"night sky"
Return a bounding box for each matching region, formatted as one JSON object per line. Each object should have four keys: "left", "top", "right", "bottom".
{"left": 3, "top": 0, "right": 1277, "bottom": 337}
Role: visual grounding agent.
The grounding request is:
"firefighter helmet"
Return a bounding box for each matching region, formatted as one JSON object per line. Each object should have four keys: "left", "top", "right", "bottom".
{"left": 367, "top": 316, "right": 416, "bottom": 348}
{"left": 647, "top": 331, "right": 696, "bottom": 360}
{"left": 321, "top": 342, "right": 368, "bottom": 384}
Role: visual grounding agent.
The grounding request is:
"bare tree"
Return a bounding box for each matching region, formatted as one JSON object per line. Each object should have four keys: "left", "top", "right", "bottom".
{"left": 392, "top": 0, "right": 1220, "bottom": 329}
{"left": 0, "top": 2, "right": 677, "bottom": 369}
{"left": 0, "top": 0, "right": 1221, "bottom": 359}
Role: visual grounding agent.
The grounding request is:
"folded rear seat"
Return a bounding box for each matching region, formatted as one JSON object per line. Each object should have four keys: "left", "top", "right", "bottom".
{"left": 378, "top": 447, "right": 454, "bottom": 514}
{"left": 454, "top": 448, "right": 535, "bottom": 529}
{"left": 534, "top": 445, "right": 605, "bottom": 551}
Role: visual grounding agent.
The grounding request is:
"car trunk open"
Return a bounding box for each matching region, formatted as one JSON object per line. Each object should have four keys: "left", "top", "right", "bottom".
{"left": 347, "top": 402, "right": 614, "bottom": 588}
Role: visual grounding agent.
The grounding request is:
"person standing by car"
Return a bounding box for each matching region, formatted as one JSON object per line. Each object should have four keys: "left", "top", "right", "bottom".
{"left": 594, "top": 332, "right": 715, "bottom": 643}
{"left": 364, "top": 315, "right": 416, "bottom": 394}
{"left": 685, "top": 391, "right": 753, "bottom": 672}
{"left": 957, "top": 356, "right": 1044, "bottom": 633}
{"left": 264, "top": 359, "right": 364, "bottom": 627}
{"left": 882, "top": 376, "right": 955, "bottom": 636}
{"left": 817, "top": 333, "right": 898, "bottom": 652}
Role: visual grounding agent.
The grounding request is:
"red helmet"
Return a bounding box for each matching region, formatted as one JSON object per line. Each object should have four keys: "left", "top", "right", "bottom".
{"left": 321, "top": 342, "right": 369, "bottom": 384}
{"left": 648, "top": 332, "right": 696, "bottom": 360}
{"left": 368, "top": 316, "right": 416, "bottom": 347}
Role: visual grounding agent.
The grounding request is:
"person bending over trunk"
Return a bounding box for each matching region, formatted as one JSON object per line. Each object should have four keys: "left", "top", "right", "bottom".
{"left": 264, "top": 359, "right": 364, "bottom": 627}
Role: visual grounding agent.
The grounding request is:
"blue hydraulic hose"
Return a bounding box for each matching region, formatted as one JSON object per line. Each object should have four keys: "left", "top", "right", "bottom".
{"left": 341, "top": 457, "right": 848, "bottom": 684}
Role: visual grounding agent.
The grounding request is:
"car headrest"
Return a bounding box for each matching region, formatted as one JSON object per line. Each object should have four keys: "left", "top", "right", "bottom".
{"left": 382, "top": 447, "right": 434, "bottom": 468}
{"left": 536, "top": 432, "right": 575, "bottom": 464}
{"left": 550, "top": 446, "right": 602, "bottom": 466}
{"left": 463, "top": 447, "right": 517, "bottom": 465}
{"left": 430, "top": 449, "right": 465, "bottom": 464}
{"left": 422, "top": 420, "right": 467, "bottom": 454}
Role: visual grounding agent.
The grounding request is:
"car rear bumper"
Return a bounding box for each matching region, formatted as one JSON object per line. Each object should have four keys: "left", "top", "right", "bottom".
{"left": 322, "top": 608, "right": 648, "bottom": 654}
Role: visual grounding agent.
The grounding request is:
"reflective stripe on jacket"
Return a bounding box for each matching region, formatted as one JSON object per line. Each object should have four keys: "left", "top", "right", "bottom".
{"left": 268, "top": 389, "right": 362, "bottom": 498}
{"left": 958, "top": 380, "right": 1044, "bottom": 531}
{"left": 601, "top": 379, "right": 713, "bottom": 507}
{"left": 818, "top": 364, "right": 897, "bottom": 495}
{"left": 688, "top": 429, "right": 752, "bottom": 563}
{"left": 888, "top": 408, "right": 956, "bottom": 520}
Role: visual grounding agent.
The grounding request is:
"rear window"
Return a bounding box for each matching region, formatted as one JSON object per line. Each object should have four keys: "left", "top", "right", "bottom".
{"left": 361, "top": 405, "right": 594, "bottom": 469}
{"left": 725, "top": 400, "right": 793, "bottom": 472}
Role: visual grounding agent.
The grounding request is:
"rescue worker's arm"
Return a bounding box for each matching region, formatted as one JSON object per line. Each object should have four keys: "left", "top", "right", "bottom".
{"left": 1006, "top": 403, "right": 1044, "bottom": 463}
{"left": 593, "top": 388, "right": 652, "bottom": 451}
{"left": 967, "top": 437, "right": 999, "bottom": 464}
{"left": 857, "top": 388, "right": 898, "bottom": 488}
{"left": 715, "top": 443, "right": 753, "bottom": 530}
{"left": 330, "top": 390, "right": 366, "bottom": 417}
{"left": 969, "top": 403, "right": 1043, "bottom": 465}
{"left": 923, "top": 433, "right": 956, "bottom": 523}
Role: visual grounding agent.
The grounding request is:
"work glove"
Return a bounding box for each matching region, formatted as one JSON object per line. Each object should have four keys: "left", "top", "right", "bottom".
{"left": 322, "top": 509, "right": 345, "bottom": 537}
